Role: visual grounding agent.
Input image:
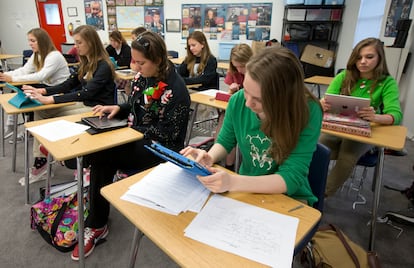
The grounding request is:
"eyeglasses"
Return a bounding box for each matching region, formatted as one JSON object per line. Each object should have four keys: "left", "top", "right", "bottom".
{"left": 135, "top": 35, "right": 150, "bottom": 51}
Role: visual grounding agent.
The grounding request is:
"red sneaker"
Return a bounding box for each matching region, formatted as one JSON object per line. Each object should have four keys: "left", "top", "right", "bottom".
{"left": 71, "top": 225, "right": 109, "bottom": 261}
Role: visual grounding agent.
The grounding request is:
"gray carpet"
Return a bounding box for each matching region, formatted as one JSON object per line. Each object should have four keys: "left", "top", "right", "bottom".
{"left": 1, "top": 121, "right": 413, "bottom": 267}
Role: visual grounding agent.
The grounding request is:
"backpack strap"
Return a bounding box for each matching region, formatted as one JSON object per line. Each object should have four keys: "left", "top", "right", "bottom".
{"left": 50, "top": 194, "right": 76, "bottom": 240}
{"left": 328, "top": 224, "right": 361, "bottom": 268}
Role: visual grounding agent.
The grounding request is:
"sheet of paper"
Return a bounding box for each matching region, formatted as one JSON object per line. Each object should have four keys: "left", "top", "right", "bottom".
{"left": 27, "top": 120, "right": 90, "bottom": 142}
{"left": 184, "top": 194, "right": 299, "bottom": 268}
{"left": 121, "top": 162, "right": 210, "bottom": 215}
{"left": 197, "top": 89, "right": 218, "bottom": 97}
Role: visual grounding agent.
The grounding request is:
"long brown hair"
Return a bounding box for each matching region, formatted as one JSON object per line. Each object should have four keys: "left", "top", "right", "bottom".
{"left": 229, "top": 43, "right": 253, "bottom": 74}
{"left": 27, "top": 28, "right": 56, "bottom": 71}
{"left": 184, "top": 31, "right": 212, "bottom": 76}
{"left": 73, "top": 25, "right": 115, "bottom": 81}
{"left": 341, "top": 37, "right": 389, "bottom": 95}
{"left": 246, "top": 46, "right": 321, "bottom": 163}
{"left": 131, "top": 31, "right": 170, "bottom": 82}
{"left": 109, "top": 30, "right": 128, "bottom": 46}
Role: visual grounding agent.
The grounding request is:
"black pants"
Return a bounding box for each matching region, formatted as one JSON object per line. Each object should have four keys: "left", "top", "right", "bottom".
{"left": 85, "top": 139, "right": 162, "bottom": 228}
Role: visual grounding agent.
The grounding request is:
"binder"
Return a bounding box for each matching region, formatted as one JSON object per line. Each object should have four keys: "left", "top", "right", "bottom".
{"left": 6, "top": 83, "right": 42, "bottom": 109}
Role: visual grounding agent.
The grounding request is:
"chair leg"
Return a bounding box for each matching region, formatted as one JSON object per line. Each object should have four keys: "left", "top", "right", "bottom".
{"left": 352, "top": 166, "right": 368, "bottom": 209}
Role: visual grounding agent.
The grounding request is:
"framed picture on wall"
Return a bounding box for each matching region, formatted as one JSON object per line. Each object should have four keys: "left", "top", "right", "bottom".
{"left": 116, "top": 0, "right": 125, "bottom": 5}
{"left": 166, "top": 19, "right": 181, "bottom": 32}
{"left": 67, "top": 7, "right": 78, "bottom": 17}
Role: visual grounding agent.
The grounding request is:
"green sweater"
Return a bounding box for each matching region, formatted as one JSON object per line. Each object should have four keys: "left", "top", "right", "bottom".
{"left": 216, "top": 90, "right": 322, "bottom": 205}
{"left": 326, "top": 70, "right": 402, "bottom": 125}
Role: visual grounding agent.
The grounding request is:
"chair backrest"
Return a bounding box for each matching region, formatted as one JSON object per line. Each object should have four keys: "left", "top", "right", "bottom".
{"left": 308, "top": 143, "right": 331, "bottom": 212}
{"left": 23, "top": 50, "right": 33, "bottom": 65}
{"left": 167, "top": 50, "right": 179, "bottom": 58}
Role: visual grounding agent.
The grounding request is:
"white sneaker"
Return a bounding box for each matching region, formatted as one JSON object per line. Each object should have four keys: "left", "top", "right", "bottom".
{"left": 4, "top": 127, "right": 13, "bottom": 140}
{"left": 18, "top": 166, "right": 50, "bottom": 186}
{"left": 8, "top": 132, "right": 24, "bottom": 144}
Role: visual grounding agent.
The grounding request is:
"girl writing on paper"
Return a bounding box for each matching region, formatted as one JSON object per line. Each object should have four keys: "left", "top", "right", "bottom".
{"left": 319, "top": 37, "right": 402, "bottom": 196}
{"left": 181, "top": 46, "right": 323, "bottom": 205}
{"left": 22, "top": 25, "right": 116, "bottom": 184}
{"left": 70, "top": 31, "right": 190, "bottom": 261}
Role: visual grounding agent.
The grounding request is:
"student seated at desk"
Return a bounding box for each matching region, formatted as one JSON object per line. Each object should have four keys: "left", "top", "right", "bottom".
{"left": 70, "top": 31, "right": 190, "bottom": 261}
{"left": 216, "top": 43, "right": 253, "bottom": 170}
{"left": 23, "top": 25, "right": 116, "bottom": 183}
{"left": 182, "top": 46, "right": 322, "bottom": 204}
{"left": 319, "top": 37, "right": 402, "bottom": 197}
{"left": 0, "top": 28, "right": 70, "bottom": 140}
{"left": 177, "top": 31, "right": 218, "bottom": 90}
{"left": 106, "top": 30, "right": 131, "bottom": 68}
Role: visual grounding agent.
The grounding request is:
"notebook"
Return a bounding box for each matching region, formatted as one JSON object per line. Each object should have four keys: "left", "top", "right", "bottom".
{"left": 6, "top": 83, "right": 43, "bottom": 109}
{"left": 324, "top": 93, "right": 370, "bottom": 117}
{"left": 81, "top": 115, "right": 127, "bottom": 134}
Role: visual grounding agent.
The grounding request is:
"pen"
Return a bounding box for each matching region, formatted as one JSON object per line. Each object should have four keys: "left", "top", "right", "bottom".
{"left": 288, "top": 204, "right": 304, "bottom": 212}
{"left": 71, "top": 137, "right": 79, "bottom": 144}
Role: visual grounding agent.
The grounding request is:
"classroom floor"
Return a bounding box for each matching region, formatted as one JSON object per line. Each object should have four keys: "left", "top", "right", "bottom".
{"left": 1, "top": 88, "right": 413, "bottom": 267}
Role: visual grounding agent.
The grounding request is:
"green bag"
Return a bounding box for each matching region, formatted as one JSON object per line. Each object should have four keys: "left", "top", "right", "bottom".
{"left": 300, "top": 224, "right": 381, "bottom": 268}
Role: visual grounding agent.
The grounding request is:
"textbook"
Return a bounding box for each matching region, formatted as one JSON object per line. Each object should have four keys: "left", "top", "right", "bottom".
{"left": 6, "top": 83, "right": 42, "bottom": 109}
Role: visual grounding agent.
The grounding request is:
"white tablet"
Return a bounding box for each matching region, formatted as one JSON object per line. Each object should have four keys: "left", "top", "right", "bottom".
{"left": 324, "top": 93, "right": 370, "bottom": 116}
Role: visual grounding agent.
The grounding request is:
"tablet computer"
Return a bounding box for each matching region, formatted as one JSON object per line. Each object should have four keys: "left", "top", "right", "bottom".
{"left": 6, "top": 83, "right": 42, "bottom": 108}
{"left": 81, "top": 115, "right": 127, "bottom": 131}
{"left": 144, "top": 143, "right": 211, "bottom": 176}
{"left": 324, "top": 93, "right": 370, "bottom": 116}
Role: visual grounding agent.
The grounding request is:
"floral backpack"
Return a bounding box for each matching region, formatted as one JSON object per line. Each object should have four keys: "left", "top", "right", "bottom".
{"left": 30, "top": 193, "right": 88, "bottom": 252}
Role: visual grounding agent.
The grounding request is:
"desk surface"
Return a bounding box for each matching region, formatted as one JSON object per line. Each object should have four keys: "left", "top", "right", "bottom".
{"left": 304, "top": 76, "right": 334, "bottom": 86}
{"left": 24, "top": 112, "right": 143, "bottom": 161}
{"left": 322, "top": 124, "right": 407, "bottom": 151}
{"left": 115, "top": 69, "right": 137, "bottom": 80}
{"left": 217, "top": 61, "right": 230, "bottom": 70}
{"left": 101, "top": 168, "right": 321, "bottom": 267}
{"left": 0, "top": 54, "right": 22, "bottom": 60}
{"left": 170, "top": 57, "right": 185, "bottom": 65}
{"left": 0, "top": 93, "right": 75, "bottom": 114}
{"left": 190, "top": 91, "right": 228, "bottom": 110}
{"left": 0, "top": 81, "right": 40, "bottom": 88}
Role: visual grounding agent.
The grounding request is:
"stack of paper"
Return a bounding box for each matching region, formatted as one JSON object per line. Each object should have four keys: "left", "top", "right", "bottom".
{"left": 121, "top": 162, "right": 210, "bottom": 215}
{"left": 185, "top": 195, "right": 299, "bottom": 267}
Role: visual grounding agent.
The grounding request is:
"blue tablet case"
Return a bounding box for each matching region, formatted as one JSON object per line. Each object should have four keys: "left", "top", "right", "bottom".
{"left": 6, "top": 83, "right": 42, "bottom": 109}
{"left": 144, "top": 143, "right": 211, "bottom": 176}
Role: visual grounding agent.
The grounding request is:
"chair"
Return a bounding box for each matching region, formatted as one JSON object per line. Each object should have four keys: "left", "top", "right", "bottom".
{"left": 294, "top": 143, "right": 331, "bottom": 255}
{"left": 167, "top": 50, "right": 179, "bottom": 58}
{"left": 23, "top": 49, "right": 33, "bottom": 65}
{"left": 347, "top": 148, "right": 378, "bottom": 209}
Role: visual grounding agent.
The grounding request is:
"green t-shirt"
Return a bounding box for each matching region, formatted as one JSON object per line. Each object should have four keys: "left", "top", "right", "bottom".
{"left": 216, "top": 90, "right": 323, "bottom": 205}
{"left": 326, "top": 70, "right": 402, "bottom": 125}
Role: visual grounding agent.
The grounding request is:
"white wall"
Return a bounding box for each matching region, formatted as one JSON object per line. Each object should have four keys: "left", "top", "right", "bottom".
{"left": 1, "top": 0, "right": 414, "bottom": 136}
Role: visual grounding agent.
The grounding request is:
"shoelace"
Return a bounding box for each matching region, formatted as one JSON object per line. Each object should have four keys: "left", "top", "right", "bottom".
{"left": 83, "top": 227, "right": 97, "bottom": 243}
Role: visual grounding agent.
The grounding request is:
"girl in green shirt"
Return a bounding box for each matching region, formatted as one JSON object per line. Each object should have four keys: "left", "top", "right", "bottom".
{"left": 320, "top": 37, "right": 402, "bottom": 196}
{"left": 182, "top": 46, "right": 323, "bottom": 205}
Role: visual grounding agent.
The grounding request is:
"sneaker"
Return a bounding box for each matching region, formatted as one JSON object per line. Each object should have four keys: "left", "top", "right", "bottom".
{"left": 71, "top": 225, "right": 109, "bottom": 261}
{"left": 18, "top": 157, "right": 48, "bottom": 186}
{"left": 4, "top": 126, "right": 13, "bottom": 139}
{"left": 8, "top": 132, "right": 24, "bottom": 144}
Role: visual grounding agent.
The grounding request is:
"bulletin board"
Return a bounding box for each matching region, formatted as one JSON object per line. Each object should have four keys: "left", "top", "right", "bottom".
{"left": 181, "top": 3, "right": 272, "bottom": 41}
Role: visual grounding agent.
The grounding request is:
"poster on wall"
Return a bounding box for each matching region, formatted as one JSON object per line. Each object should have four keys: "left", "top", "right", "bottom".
{"left": 182, "top": 4, "right": 203, "bottom": 38}
{"left": 385, "top": 0, "right": 413, "bottom": 37}
{"left": 144, "top": 6, "right": 165, "bottom": 38}
{"left": 181, "top": 3, "right": 273, "bottom": 41}
{"left": 85, "top": 0, "right": 105, "bottom": 30}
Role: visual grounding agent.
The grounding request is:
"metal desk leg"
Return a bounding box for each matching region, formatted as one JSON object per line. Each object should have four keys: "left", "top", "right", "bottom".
{"left": 45, "top": 153, "right": 53, "bottom": 199}
{"left": 128, "top": 228, "right": 144, "bottom": 268}
{"left": 0, "top": 105, "right": 4, "bottom": 157}
{"left": 12, "top": 114, "right": 18, "bottom": 172}
{"left": 184, "top": 103, "right": 199, "bottom": 147}
{"left": 24, "top": 128, "right": 30, "bottom": 204}
{"left": 369, "top": 147, "right": 385, "bottom": 251}
{"left": 76, "top": 157, "right": 85, "bottom": 268}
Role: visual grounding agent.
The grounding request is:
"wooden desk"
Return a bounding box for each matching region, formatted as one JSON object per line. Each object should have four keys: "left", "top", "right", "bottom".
{"left": 0, "top": 93, "right": 74, "bottom": 171}
{"left": 101, "top": 168, "right": 321, "bottom": 267}
{"left": 304, "top": 76, "right": 334, "bottom": 99}
{"left": 322, "top": 124, "right": 407, "bottom": 251}
{"left": 24, "top": 112, "right": 144, "bottom": 267}
{"left": 170, "top": 57, "right": 185, "bottom": 65}
{"left": 115, "top": 69, "right": 137, "bottom": 80}
{"left": 185, "top": 91, "right": 228, "bottom": 147}
{"left": 217, "top": 61, "right": 230, "bottom": 71}
{"left": 0, "top": 54, "right": 22, "bottom": 71}
{"left": 0, "top": 80, "right": 40, "bottom": 88}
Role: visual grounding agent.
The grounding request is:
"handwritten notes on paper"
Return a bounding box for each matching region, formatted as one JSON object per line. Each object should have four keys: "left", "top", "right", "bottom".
{"left": 184, "top": 194, "right": 299, "bottom": 267}
{"left": 121, "top": 162, "right": 210, "bottom": 215}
